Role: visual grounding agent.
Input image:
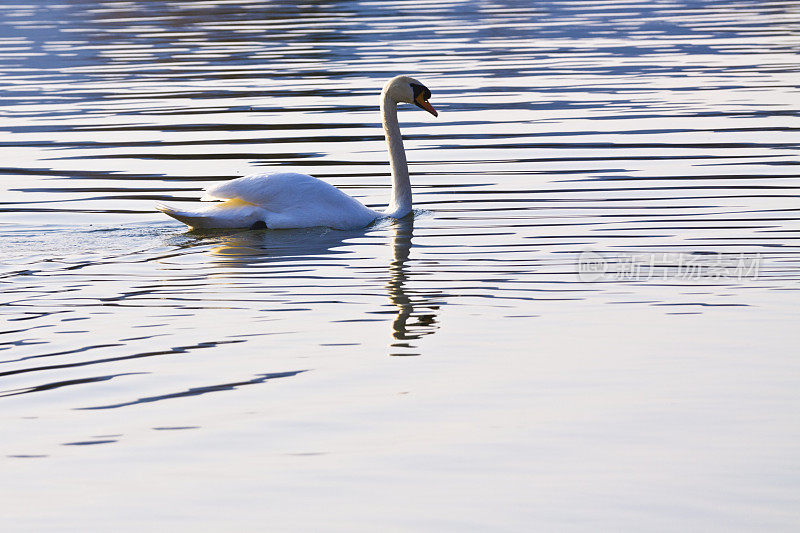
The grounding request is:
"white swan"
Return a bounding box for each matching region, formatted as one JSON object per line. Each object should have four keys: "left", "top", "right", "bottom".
{"left": 157, "top": 75, "right": 437, "bottom": 230}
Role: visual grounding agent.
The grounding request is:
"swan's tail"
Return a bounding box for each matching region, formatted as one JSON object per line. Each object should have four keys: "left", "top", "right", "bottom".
{"left": 156, "top": 203, "right": 212, "bottom": 229}
{"left": 156, "top": 200, "right": 265, "bottom": 229}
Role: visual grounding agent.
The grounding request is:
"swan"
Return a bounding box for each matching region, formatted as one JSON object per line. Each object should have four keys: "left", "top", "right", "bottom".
{"left": 157, "top": 75, "right": 438, "bottom": 230}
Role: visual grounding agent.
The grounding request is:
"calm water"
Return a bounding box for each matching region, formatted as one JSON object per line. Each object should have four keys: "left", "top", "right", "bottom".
{"left": 1, "top": 1, "right": 799, "bottom": 530}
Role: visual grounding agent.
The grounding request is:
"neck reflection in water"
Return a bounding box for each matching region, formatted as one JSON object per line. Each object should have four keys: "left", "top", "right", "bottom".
{"left": 201, "top": 215, "right": 440, "bottom": 356}
{"left": 386, "top": 216, "right": 440, "bottom": 357}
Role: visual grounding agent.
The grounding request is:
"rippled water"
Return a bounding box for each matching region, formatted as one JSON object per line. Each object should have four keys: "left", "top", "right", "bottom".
{"left": 1, "top": 1, "right": 799, "bottom": 530}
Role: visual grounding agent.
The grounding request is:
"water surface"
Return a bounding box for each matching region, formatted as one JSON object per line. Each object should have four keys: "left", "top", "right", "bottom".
{"left": 1, "top": 1, "right": 799, "bottom": 531}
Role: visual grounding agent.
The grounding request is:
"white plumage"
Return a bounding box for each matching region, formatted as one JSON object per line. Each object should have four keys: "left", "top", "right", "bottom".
{"left": 157, "top": 75, "right": 437, "bottom": 230}
{"left": 159, "top": 172, "right": 377, "bottom": 230}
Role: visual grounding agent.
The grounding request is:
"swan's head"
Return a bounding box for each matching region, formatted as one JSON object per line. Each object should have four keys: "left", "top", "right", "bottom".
{"left": 382, "top": 75, "right": 438, "bottom": 117}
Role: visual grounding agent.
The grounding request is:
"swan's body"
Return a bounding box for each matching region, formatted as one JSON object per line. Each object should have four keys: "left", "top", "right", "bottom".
{"left": 165, "top": 172, "right": 378, "bottom": 230}
{"left": 158, "top": 75, "right": 437, "bottom": 230}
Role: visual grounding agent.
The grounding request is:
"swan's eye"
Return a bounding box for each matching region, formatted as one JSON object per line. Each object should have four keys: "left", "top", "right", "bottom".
{"left": 410, "top": 82, "right": 431, "bottom": 101}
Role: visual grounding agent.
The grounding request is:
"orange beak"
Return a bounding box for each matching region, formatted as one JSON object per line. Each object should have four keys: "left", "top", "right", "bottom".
{"left": 415, "top": 94, "right": 438, "bottom": 117}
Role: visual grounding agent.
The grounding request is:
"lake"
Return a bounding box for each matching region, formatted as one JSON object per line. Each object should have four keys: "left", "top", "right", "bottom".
{"left": 1, "top": 1, "right": 799, "bottom": 530}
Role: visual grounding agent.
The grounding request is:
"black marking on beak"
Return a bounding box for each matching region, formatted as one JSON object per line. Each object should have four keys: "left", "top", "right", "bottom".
{"left": 410, "top": 82, "right": 437, "bottom": 116}
{"left": 411, "top": 83, "right": 431, "bottom": 102}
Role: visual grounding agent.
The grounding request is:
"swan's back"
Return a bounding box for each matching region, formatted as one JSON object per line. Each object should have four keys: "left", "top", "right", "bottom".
{"left": 204, "top": 173, "right": 340, "bottom": 210}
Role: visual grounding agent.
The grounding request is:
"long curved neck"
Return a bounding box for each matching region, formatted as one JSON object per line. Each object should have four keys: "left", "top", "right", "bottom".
{"left": 381, "top": 92, "right": 412, "bottom": 218}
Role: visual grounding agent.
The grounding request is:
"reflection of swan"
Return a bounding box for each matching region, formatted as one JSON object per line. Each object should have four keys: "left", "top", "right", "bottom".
{"left": 207, "top": 226, "right": 363, "bottom": 265}
{"left": 196, "top": 217, "right": 441, "bottom": 356}
{"left": 158, "top": 75, "right": 437, "bottom": 230}
{"left": 385, "top": 216, "right": 440, "bottom": 356}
